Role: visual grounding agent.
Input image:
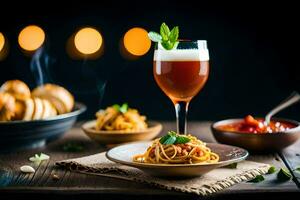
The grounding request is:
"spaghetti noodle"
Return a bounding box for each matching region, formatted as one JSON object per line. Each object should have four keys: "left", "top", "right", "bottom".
{"left": 95, "top": 104, "right": 148, "bottom": 131}
{"left": 133, "top": 134, "right": 219, "bottom": 164}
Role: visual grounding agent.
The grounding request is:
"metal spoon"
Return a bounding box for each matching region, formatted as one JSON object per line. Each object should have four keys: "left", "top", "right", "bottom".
{"left": 265, "top": 91, "right": 300, "bottom": 124}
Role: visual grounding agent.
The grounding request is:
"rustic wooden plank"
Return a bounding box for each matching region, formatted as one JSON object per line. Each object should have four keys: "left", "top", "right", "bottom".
{"left": 0, "top": 186, "right": 183, "bottom": 196}
{"left": 227, "top": 154, "right": 297, "bottom": 191}
{"left": 280, "top": 140, "right": 300, "bottom": 187}
{"left": 1, "top": 186, "right": 299, "bottom": 196}
{"left": 0, "top": 125, "right": 105, "bottom": 187}
{"left": 42, "top": 163, "right": 67, "bottom": 187}
{"left": 31, "top": 160, "right": 51, "bottom": 186}
{"left": 58, "top": 169, "right": 161, "bottom": 190}
{"left": 0, "top": 163, "right": 13, "bottom": 187}
{"left": 24, "top": 162, "right": 44, "bottom": 186}
{"left": 0, "top": 121, "right": 298, "bottom": 196}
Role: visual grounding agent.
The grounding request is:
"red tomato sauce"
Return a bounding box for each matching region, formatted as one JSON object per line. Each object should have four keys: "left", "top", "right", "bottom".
{"left": 217, "top": 115, "right": 296, "bottom": 134}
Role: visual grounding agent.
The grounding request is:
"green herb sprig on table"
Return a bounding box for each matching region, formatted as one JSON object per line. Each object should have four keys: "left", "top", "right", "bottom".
{"left": 159, "top": 131, "right": 191, "bottom": 145}
{"left": 29, "top": 153, "right": 50, "bottom": 164}
{"left": 277, "top": 168, "right": 292, "bottom": 181}
{"left": 267, "top": 166, "right": 276, "bottom": 174}
{"left": 294, "top": 166, "right": 300, "bottom": 173}
{"left": 247, "top": 166, "right": 293, "bottom": 183}
{"left": 148, "top": 22, "right": 179, "bottom": 50}
{"left": 63, "top": 142, "right": 84, "bottom": 152}
{"left": 248, "top": 175, "right": 265, "bottom": 183}
{"left": 113, "top": 103, "right": 129, "bottom": 114}
{"left": 224, "top": 163, "right": 238, "bottom": 169}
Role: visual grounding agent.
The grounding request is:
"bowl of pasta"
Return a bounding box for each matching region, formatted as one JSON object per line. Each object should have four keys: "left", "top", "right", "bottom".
{"left": 106, "top": 131, "right": 249, "bottom": 177}
{"left": 82, "top": 103, "right": 162, "bottom": 144}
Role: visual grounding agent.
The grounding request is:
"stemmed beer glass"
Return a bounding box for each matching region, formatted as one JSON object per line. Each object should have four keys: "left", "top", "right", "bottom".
{"left": 153, "top": 40, "right": 209, "bottom": 134}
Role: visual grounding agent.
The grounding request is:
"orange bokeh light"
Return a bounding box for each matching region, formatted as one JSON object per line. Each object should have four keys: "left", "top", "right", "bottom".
{"left": 74, "top": 27, "right": 103, "bottom": 55}
{"left": 18, "top": 25, "right": 45, "bottom": 51}
{"left": 0, "top": 32, "right": 5, "bottom": 52}
{"left": 123, "top": 27, "right": 151, "bottom": 56}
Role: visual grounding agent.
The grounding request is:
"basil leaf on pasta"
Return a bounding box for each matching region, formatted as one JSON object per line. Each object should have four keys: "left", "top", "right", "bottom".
{"left": 163, "top": 135, "right": 177, "bottom": 145}
{"left": 112, "top": 104, "right": 120, "bottom": 111}
{"left": 175, "top": 136, "right": 190, "bottom": 144}
{"left": 119, "top": 103, "right": 128, "bottom": 113}
{"left": 159, "top": 134, "right": 171, "bottom": 144}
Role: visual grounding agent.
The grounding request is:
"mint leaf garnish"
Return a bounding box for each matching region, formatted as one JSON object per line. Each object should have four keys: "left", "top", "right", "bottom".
{"left": 148, "top": 22, "right": 179, "bottom": 50}
{"left": 267, "top": 166, "right": 276, "bottom": 174}
{"left": 169, "top": 26, "right": 179, "bottom": 43}
{"left": 163, "top": 41, "right": 175, "bottom": 50}
{"left": 148, "top": 32, "right": 162, "bottom": 42}
{"left": 160, "top": 22, "right": 170, "bottom": 41}
{"left": 248, "top": 175, "right": 265, "bottom": 183}
{"left": 277, "top": 168, "right": 292, "bottom": 181}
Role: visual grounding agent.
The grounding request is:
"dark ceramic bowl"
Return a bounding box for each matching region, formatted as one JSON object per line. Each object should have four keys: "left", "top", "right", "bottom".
{"left": 0, "top": 102, "right": 86, "bottom": 152}
{"left": 211, "top": 118, "right": 300, "bottom": 152}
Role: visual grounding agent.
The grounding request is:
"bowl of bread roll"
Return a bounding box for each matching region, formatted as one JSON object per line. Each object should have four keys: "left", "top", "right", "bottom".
{"left": 0, "top": 80, "right": 86, "bottom": 152}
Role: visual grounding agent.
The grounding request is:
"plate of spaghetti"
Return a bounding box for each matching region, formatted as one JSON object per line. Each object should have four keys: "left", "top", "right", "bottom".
{"left": 106, "top": 131, "right": 248, "bottom": 177}
{"left": 82, "top": 103, "right": 162, "bottom": 144}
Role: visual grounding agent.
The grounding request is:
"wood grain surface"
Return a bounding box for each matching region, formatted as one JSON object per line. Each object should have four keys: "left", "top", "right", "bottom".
{"left": 0, "top": 122, "right": 299, "bottom": 199}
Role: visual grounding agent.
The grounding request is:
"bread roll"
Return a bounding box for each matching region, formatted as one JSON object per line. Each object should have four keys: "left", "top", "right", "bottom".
{"left": 0, "top": 81, "right": 74, "bottom": 121}
{"left": 32, "top": 97, "right": 44, "bottom": 120}
{"left": 0, "top": 92, "right": 16, "bottom": 121}
{"left": 32, "top": 84, "right": 74, "bottom": 114}
{"left": 0, "top": 80, "right": 31, "bottom": 100}
{"left": 41, "top": 99, "right": 56, "bottom": 119}
{"left": 23, "top": 98, "right": 35, "bottom": 121}
{"left": 13, "top": 100, "right": 26, "bottom": 120}
{"left": 49, "top": 102, "right": 58, "bottom": 117}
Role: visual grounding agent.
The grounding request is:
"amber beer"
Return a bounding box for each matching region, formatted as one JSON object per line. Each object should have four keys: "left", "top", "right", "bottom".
{"left": 154, "top": 60, "right": 209, "bottom": 103}
{"left": 153, "top": 40, "right": 209, "bottom": 134}
{"left": 153, "top": 41, "right": 209, "bottom": 103}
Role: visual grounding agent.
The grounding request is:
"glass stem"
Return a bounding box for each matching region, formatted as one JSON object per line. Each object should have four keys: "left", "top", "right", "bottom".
{"left": 175, "top": 101, "right": 189, "bottom": 134}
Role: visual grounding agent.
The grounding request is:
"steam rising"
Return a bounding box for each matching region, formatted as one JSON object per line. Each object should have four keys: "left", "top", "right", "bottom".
{"left": 30, "top": 45, "right": 108, "bottom": 111}
{"left": 30, "top": 47, "right": 53, "bottom": 86}
{"left": 79, "top": 58, "right": 107, "bottom": 108}
{"left": 96, "top": 79, "right": 107, "bottom": 106}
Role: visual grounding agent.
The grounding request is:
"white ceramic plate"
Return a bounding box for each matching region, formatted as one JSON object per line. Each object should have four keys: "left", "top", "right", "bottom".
{"left": 106, "top": 141, "right": 248, "bottom": 177}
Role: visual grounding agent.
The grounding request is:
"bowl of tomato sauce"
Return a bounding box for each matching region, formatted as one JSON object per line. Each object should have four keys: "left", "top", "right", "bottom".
{"left": 211, "top": 115, "right": 300, "bottom": 152}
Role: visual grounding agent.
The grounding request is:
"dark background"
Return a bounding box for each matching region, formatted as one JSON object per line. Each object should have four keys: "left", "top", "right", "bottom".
{"left": 0, "top": 1, "right": 299, "bottom": 121}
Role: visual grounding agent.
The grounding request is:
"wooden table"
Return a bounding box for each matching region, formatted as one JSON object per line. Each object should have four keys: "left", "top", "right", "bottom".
{"left": 1, "top": 122, "right": 300, "bottom": 199}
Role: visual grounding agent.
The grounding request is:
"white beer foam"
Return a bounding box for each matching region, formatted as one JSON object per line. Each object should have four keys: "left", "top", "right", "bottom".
{"left": 154, "top": 49, "right": 209, "bottom": 61}
{"left": 154, "top": 41, "right": 209, "bottom": 61}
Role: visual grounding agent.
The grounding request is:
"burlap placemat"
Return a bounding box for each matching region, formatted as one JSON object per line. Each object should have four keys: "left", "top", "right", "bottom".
{"left": 56, "top": 152, "right": 270, "bottom": 196}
